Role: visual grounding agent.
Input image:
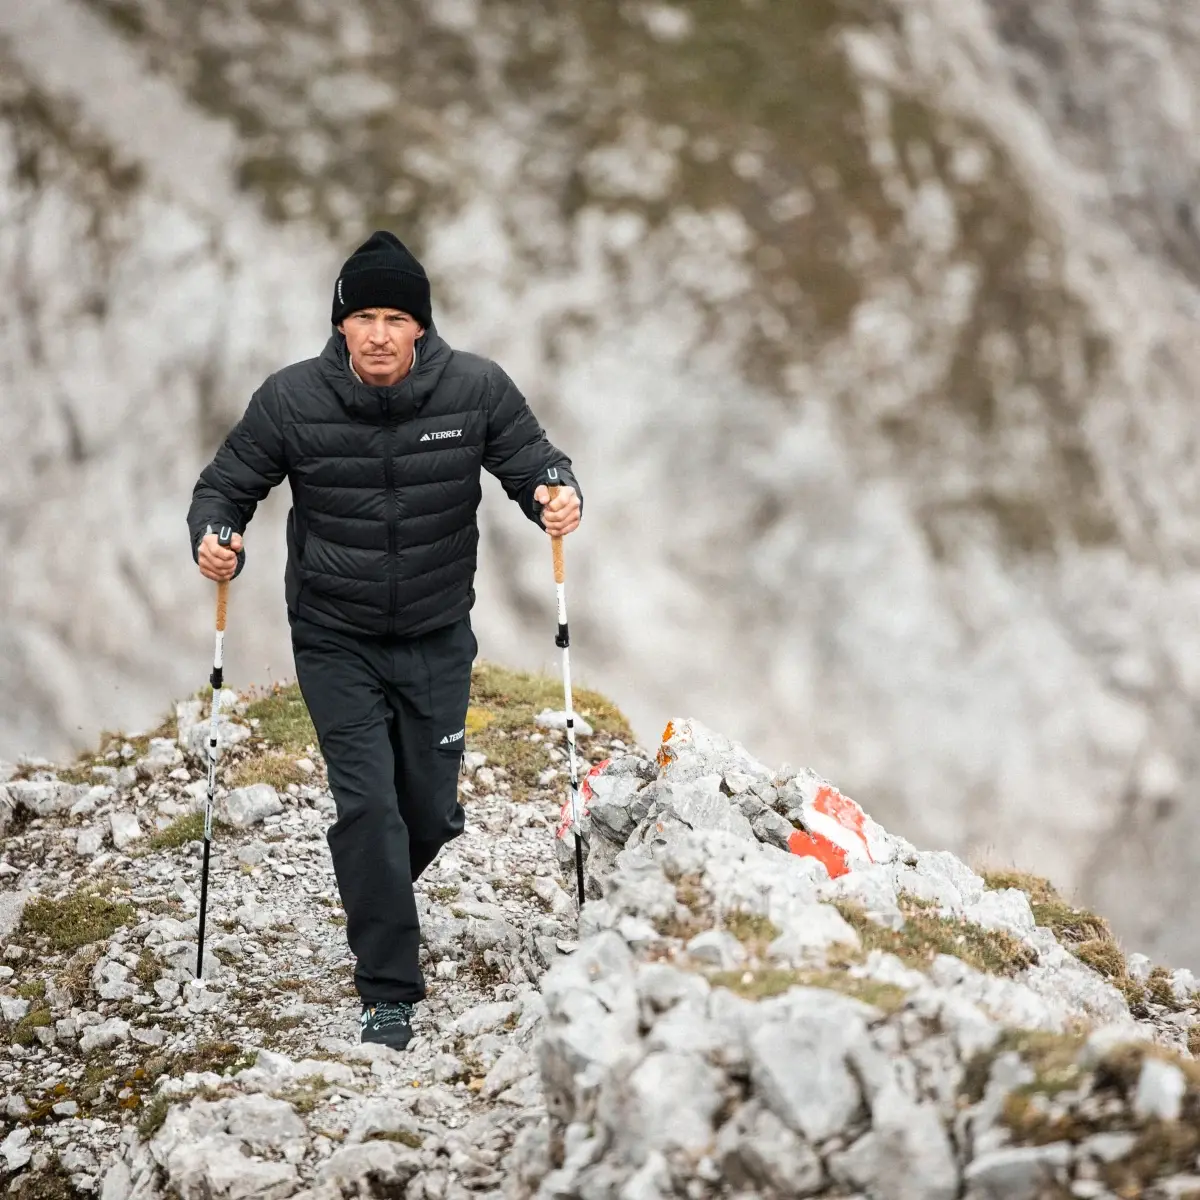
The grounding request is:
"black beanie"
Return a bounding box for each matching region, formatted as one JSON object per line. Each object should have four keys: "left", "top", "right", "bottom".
{"left": 331, "top": 231, "right": 432, "bottom": 328}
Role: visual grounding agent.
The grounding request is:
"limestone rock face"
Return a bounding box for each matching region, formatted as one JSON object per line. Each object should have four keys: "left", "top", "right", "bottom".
{"left": 5, "top": 0, "right": 1200, "bottom": 966}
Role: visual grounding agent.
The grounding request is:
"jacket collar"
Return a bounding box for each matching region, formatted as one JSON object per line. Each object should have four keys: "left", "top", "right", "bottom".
{"left": 319, "top": 323, "right": 451, "bottom": 422}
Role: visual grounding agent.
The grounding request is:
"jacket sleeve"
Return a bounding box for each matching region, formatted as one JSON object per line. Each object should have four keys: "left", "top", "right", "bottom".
{"left": 186, "top": 377, "right": 288, "bottom": 577}
{"left": 481, "top": 364, "right": 582, "bottom": 526}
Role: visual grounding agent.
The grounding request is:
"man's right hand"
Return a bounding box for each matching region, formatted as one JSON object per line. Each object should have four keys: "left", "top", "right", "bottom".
{"left": 198, "top": 532, "right": 244, "bottom": 583}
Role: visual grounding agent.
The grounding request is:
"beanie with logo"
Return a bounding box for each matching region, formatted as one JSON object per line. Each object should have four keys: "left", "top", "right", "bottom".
{"left": 331, "top": 230, "right": 432, "bottom": 328}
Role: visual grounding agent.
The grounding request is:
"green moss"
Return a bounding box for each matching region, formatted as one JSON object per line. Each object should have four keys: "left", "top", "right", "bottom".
{"left": 18, "top": 889, "right": 135, "bottom": 952}
{"left": 427, "top": 885, "right": 460, "bottom": 903}
{"left": 836, "top": 894, "right": 1038, "bottom": 979}
{"left": 242, "top": 683, "right": 317, "bottom": 753}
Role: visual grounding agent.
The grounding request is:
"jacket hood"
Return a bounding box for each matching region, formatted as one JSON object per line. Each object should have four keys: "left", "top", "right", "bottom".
{"left": 319, "top": 322, "right": 452, "bottom": 422}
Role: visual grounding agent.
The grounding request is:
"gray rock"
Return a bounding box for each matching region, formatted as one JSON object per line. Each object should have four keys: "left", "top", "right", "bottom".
{"left": 1, "top": 1127, "right": 32, "bottom": 1173}
{"left": 481, "top": 1043, "right": 537, "bottom": 1099}
{"left": 0, "top": 995, "right": 29, "bottom": 1022}
{"left": 5, "top": 779, "right": 88, "bottom": 816}
{"left": 1126, "top": 953, "right": 1153, "bottom": 983}
{"left": 963, "top": 1143, "right": 1072, "bottom": 1200}
{"left": 746, "top": 995, "right": 868, "bottom": 1141}
{"left": 1133, "top": 1056, "right": 1186, "bottom": 1122}
{"left": 603, "top": 1049, "right": 724, "bottom": 1158}
{"left": 657, "top": 774, "right": 756, "bottom": 841}
{"left": 59, "top": 1146, "right": 99, "bottom": 1175}
{"left": 157, "top": 1134, "right": 299, "bottom": 1199}
{"left": 75, "top": 825, "right": 105, "bottom": 856}
{"left": 751, "top": 806, "right": 796, "bottom": 850}
{"left": 535, "top": 708, "right": 594, "bottom": 736}
{"left": 686, "top": 928, "right": 746, "bottom": 970}
{"left": 79, "top": 1017, "right": 130, "bottom": 1055}
{"left": 767, "top": 901, "right": 861, "bottom": 964}
{"left": 1079, "top": 1131, "right": 1138, "bottom": 1164}
{"left": 587, "top": 773, "right": 644, "bottom": 842}
{"left": 866, "top": 1084, "right": 960, "bottom": 1200}
{"left": 109, "top": 810, "right": 143, "bottom": 850}
{"left": 217, "top": 783, "right": 283, "bottom": 828}
{"left": 962, "top": 888, "right": 1036, "bottom": 938}
{"left": 715, "top": 1100, "right": 824, "bottom": 1195}
{"left": 136, "top": 737, "right": 183, "bottom": 779}
{"left": 451, "top": 1000, "right": 518, "bottom": 1036}
{"left": 532, "top": 874, "right": 575, "bottom": 917}
{"left": 316, "top": 1142, "right": 422, "bottom": 1192}
{"left": 345, "top": 1098, "right": 421, "bottom": 1144}
{"left": 0, "top": 891, "right": 28, "bottom": 942}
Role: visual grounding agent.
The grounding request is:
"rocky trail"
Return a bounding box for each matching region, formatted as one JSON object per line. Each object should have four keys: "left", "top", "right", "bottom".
{"left": 3, "top": 666, "right": 1200, "bottom": 1199}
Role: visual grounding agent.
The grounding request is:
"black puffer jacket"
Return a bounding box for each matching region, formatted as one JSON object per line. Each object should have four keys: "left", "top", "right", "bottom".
{"left": 187, "top": 327, "right": 580, "bottom": 638}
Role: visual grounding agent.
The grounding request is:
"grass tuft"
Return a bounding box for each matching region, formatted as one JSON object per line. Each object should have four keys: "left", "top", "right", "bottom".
{"left": 226, "top": 751, "right": 306, "bottom": 792}
{"left": 242, "top": 683, "right": 317, "bottom": 753}
{"left": 145, "top": 812, "right": 207, "bottom": 851}
{"left": 18, "top": 888, "right": 135, "bottom": 952}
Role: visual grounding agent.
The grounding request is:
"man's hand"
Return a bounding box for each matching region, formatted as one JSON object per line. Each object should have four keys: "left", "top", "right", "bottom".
{"left": 198, "top": 532, "right": 244, "bottom": 583}
{"left": 534, "top": 485, "right": 581, "bottom": 538}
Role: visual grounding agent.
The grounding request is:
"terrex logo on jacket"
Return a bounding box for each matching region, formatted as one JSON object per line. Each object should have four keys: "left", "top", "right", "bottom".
{"left": 187, "top": 324, "right": 581, "bottom": 640}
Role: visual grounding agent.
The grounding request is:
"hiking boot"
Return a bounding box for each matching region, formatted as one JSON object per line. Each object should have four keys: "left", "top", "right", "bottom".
{"left": 361, "top": 1001, "right": 415, "bottom": 1050}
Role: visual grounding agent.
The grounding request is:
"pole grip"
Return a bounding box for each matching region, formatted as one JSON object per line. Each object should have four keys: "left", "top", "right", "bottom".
{"left": 215, "top": 581, "right": 229, "bottom": 632}
{"left": 549, "top": 485, "right": 565, "bottom": 584}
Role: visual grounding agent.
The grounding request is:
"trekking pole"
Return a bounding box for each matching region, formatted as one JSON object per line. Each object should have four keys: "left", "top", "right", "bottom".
{"left": 546, "top": 469, "right": 586, "bottom": 908}
{"left": 197, "top": 524, "right": 234, "bottom": 978}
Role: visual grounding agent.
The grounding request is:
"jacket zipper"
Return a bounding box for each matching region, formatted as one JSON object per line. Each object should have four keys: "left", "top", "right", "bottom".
{"left": 382, "top": 397, "right": 398, "bottom": 635}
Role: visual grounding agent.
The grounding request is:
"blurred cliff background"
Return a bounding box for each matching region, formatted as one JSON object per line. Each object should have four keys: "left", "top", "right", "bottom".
{"left": 3, "top": 0, "right": 1200, "bottom": 963}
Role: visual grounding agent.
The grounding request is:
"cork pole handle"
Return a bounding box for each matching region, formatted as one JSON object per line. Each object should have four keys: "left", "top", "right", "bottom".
{"left": 215, "top": 581, "right": 229, "bottom": 632}
{"left": 549, "top": 485, "right": 565, "bottom": 584}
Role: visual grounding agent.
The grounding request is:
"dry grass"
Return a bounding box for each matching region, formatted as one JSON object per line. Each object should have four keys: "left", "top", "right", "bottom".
{"left": 708, "top": 965, "right": 907, "bottom": 1011}
{"left": 226, "top": 751, "right": 306, "bottom": 791}
{"left": 982, "top": 869, "right": 1149, "bottom": 1007}
{"left": 836, "top": 894, "right": 1037, "bottom": 979}
{"left": 465, "top": 661, "right": 633, "bottom": 803}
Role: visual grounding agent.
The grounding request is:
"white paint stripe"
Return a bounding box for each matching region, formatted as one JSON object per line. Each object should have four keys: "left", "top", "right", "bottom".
{"left": 803, "top": 808, "right": 872, "bottom": 862}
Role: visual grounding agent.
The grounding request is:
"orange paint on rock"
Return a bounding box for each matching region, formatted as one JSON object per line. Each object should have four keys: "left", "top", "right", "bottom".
{"left": 656, "top": 720, "right": 677, "bottom": 768}
{"left": 813, "top": 785, "right": 873, "bottom": 861}
{"left": 788, "top": 829, "right": 851, "bottom": 879}
{"left": 581, "top": 759, "right": 611, "bottom": 802}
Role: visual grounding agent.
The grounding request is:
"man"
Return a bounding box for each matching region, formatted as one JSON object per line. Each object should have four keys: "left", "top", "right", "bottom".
{"left": 187, "top": 231, "right": 581, "bottom": 1049}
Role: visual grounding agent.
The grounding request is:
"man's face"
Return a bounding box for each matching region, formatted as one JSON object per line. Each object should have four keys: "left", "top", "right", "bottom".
{"left": 338, "top": 307, "right": 424, "bottom": 384}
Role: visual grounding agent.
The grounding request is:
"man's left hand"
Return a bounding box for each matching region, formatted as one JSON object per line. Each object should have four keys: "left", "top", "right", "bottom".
{"left": 534, "top": 484, "right": 581, "bottom": 537}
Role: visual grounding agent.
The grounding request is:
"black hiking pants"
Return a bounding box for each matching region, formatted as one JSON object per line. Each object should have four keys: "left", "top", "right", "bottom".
{"left": 290, "top": 613, "right": 474, "bottom": 1004}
